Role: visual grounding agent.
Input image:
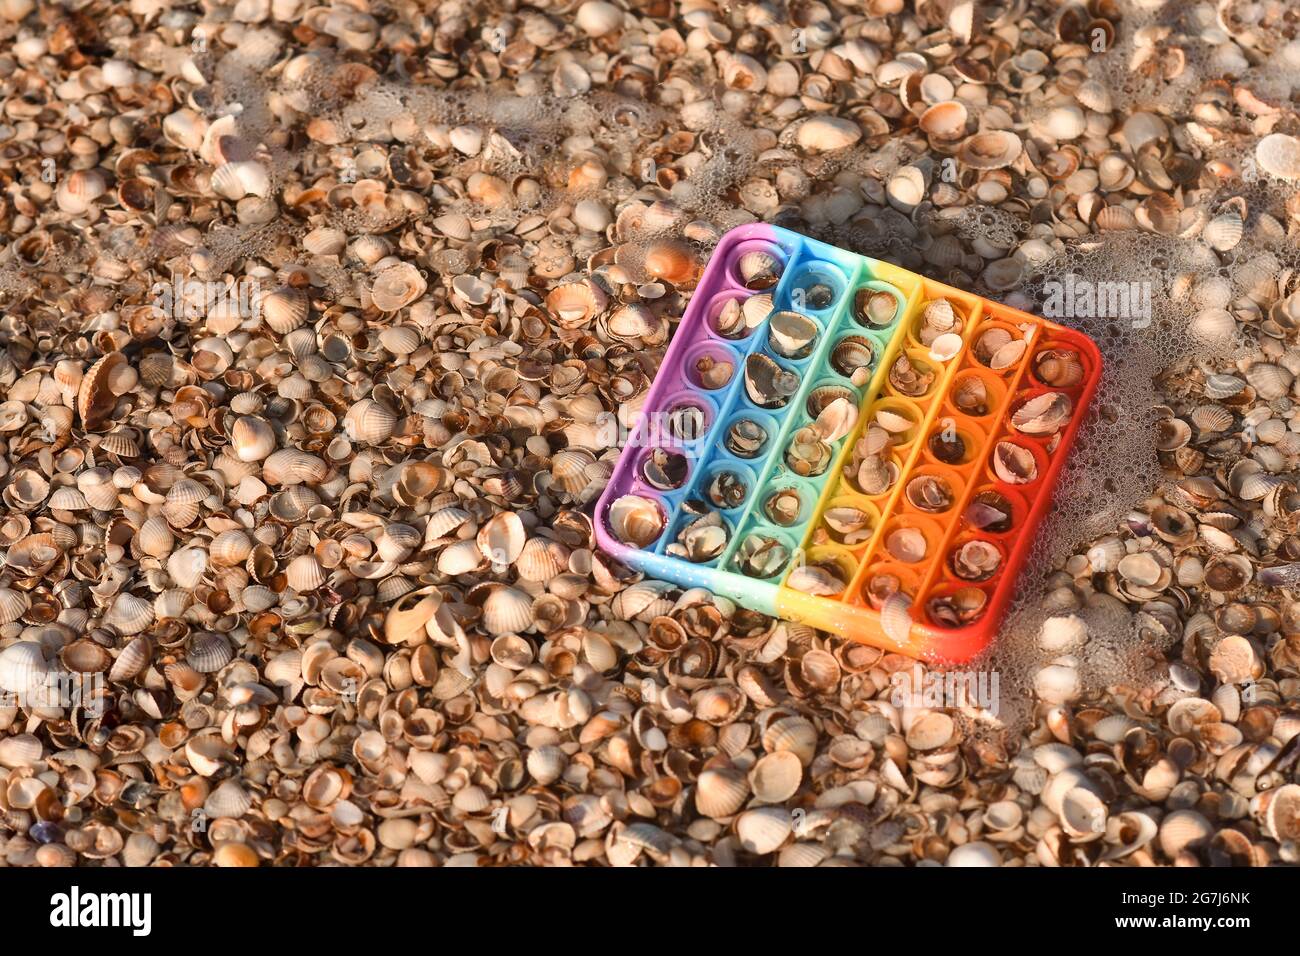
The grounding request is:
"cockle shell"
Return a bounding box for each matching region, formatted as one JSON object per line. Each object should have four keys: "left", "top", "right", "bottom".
{"left": 0, "top": 642, "right": 52, "bottom": 693}
{"left": 371, "top": 263, "right": 428, "bottom": 311}
{"left": 344, "top": 399, "right": 397, "bottom": 445}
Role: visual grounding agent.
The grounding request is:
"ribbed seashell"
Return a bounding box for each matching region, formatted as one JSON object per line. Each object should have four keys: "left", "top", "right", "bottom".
{"left": 736, "top": 807, "right": 794, "bottom": 855}
{"left": 378, "top": 325, "right": 421, "bottom": 355}
{"left": 377, "top": 523, "right": 421, "bottom": 563}
{"left": 478, "top": 511, "right": 526, "bottom": 566}
{"left": 259, "top": 286, "right": 309, "bottom": 334}
{"left": 0, "top": 588, "right": 30, "bottom": 625}
{"left": 56, "top": 168, "right": 109, "bottom": 213}
{"left": 210, "top": 530, "right": 253, "bottom": 565}
{"left": 957, "top": 130, "right": 1022, "bottom": 169}
{"left": 344, "top": 399, "right": 397, "bottom": 445}
{"left": 77, "top": 467, "right": 120, "bottom": 510}
{"left": 1190, "top": 404, "right": 1233, "bottom": 433}
{"left": 167, "top": 547, "right": 209, "bottom": 590}
{"left": 1189, "top": 308, "right": 1237, "bottom": 343}
{"left": 1202, "top": 212, "right": 1243, "bottom": 251}
{"left": 695, "top": 768, "right": 750, "bottom": 818}
{"left": 1158, "top": 809, "right": 1214, "bottom": 857}
{"left": 60, "top": 639, "right": 111, "bottom": 674}
{"left": 546, "top": 281, "right": 608, "bottom": 327}
{"left": 8, "top": 468, "right": 49, "bottom": 506}
{"left": 1246, "top": 362, "right": 1292, "bottom": 400}
{"left": 550, "top": 449, "right": 598, "bottom": 494}
{"left": 136, "top": 515, "right": 175, "bottom": 558}
{"left": 108, "top": 635, "right": 152, "bottom": 682}
{"left": 48, "top": 486, "right": 88, "bottom": 511}
{"left": 0, "top": 641, "right": 51, "bottom": 693}
{"left": 749, "top": 750, "right": 803, "bottom": 803}
{"left": 762, "top": 715, "right": 817, "bottom": 765}
{"left": 0, "top": 733, "right": 42, "bottom": 769}
{"left": 303, "top": 225, "right": 346, "bottom": 255}
{"left": 231, "top": 416, "right": 277, "bottom": 462}
{"left": 99, "top": 430, "right": 140, "bottom": 458}
{"left": 286, "top": 554, "right": 326, "bottom": 591}
{"left": 515, "top": 537, "right": 567, "bottom": 581}
{"left": 526, "top": 745, "right": 567, "bottom": 786}
{"left": 263, "top": 449, "right": 328, "bottom": 485}
{"left": 108, "top": 592, "right": 155, "bottom": 635}
{"left": 187, "top": 632, "right": 233, "bottom": 674}
{"left": 350, "top": 234, "right": 391, "bottom": 265}
{"left": 241, "top": 585, "right": 278, "bottom": 613}
{"left": 204, "top": 778, "right": 253, "bottom": 818}
{"left": 482, "top": 586, "right": 533, "bottom": 635}
{"left": 269, "top": 485, "right": 320, "bottom": 521}
{"left": 425, "top": 506, "right": 471, "bottom": 540}
{"left": 211, "top": 160, "right": 271, "bottom": 200}
{"left": 437, "top": 538, "right": 484, "bottom": 575}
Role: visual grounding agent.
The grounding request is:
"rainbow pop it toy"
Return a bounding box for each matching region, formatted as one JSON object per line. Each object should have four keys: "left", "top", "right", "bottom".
{"left": 593, "top": 224, "right": 1102, "bottom": 664}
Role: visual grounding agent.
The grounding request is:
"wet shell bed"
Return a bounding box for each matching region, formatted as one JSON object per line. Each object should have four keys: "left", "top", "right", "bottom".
{"left": 1, "top": 0, "right": 1300, "bottom": 869}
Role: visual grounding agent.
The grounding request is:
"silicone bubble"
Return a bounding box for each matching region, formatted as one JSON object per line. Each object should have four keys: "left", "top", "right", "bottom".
{"left": 594, "top": 224, "right": 1102, "bottom": 663}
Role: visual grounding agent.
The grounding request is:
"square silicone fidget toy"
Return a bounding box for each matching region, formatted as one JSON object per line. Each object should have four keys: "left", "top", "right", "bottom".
{"left": 593, "top": 224, "right": 1102, "bottom": 664}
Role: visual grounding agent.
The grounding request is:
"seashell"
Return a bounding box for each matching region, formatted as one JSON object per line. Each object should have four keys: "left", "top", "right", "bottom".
{"left": 108, "top": 592, "right": 155, "bottom": 635}
{"left": 526, "top": 745, "right": 567, "bottom": 785}
{"left": 286, "top": 554, "right": 326, "bottom": 591}
{"left": 1263, "top": 784, "right": 1300, "bottom": 842}
{"left": 947, "top": 842, "right": 1002, "bottom": 866}
{"left": 767, "top": 311, "right": 819, "bottom": 359}
{"left": 56, "top": 168, "right": 109, "bottom": 213}
{"left": 957, "top": 130, "right": 1023, "bottom": 169}
{"left": 211, "top": 161, "right": 270, "bottom": 200}
{"left": 167, "top": 547, "right": 209, "bottom": 590}
{"left": 48, "top": 486, "right": 88, "bottom": 511}
{"left": 210, "top": 530, "right": 253, "bottom": 566}
{"left": 546, "top": 281, "right": 607, "bottom": 326}
{"left": 992, "top": 442, "right": 1037, "bottom": 484}
{"left": 0, "top": 641, "right": 51, "bottom": 694}
{"left": 666, "top": 510, "right": 729, "bottom": 563}
{"left": 379, "top": 325, "right": 421, "bottom": 355}
{"left": 0, "top": 588, "right": 30, "bottom": 625}
{"left": 1158, "top": 809, "right": 1213, "bottom": 857}
{"left": 482, "top": 586, "right": 534, "bottom": 635}
{"left": 78, "top": 351, "right": 130, "bottom": 430}
{"left": 830, "top": 335, "right": 874, "bottom": 384}
{"left": 260, "top": 286, "right": 309, "bottom": 335}
{"left": 643, "top": 240, "right": 696, "bottom": 284}
{"left": 795, "top": 115, "right": 861, "bottom": 153}
{"left": 0, "top": 733, "right": 42, "bottom": 769}
{"left": 736, "top": 250, "right": 783, "bottom": 290}
{"left": 478, "top": 512, "right": 526, "bottom": 566}
{"left": 695, "top": 768, "right": 750, "bottom": 818}
{"left": 232, "top": 416, "right": 277, "bottom": 462}
{"left": 762, "top": 715, "right": 817, "bottom": 766}
{"left": 735, "top": 807, "right": 793, "bottom": 854}
{"left": 749, "top": 750, "right": 803, "bottom": 803}
{"left": 187, "top": 632, "right": 233, "bottom": 674}
{"left": 60, "top": 639, "right": 111, "bottom": 674}
{"left": 438, "top": 539, "right": 485, "bottom": 575}
{"left": 1256, "top": 133, "right": 1300, "bottom": 182}
{"left": 205, "top": 778, "right": 253, "bottom": 818}
{"left": 109, "top": 636, "right": 152, "bottom": 681}
{"left": 1189, "top": 404, "right": 1233, "bottom": 433}
{"left": 1203, "top": 212, "right": 1243, "bottom": 251}
{"left": 787, "top": 564, "right": 845, "bottom": 596}
{"left": 263, "top": 449, "right": 328, "bottom": 485}
{"left": 344, "top": 399, "right": 397, "bottom": 445}
{"left": 608, "top": 495, "right": 665, "bottom": 547}
{"left": 1012, "top": 392, "right": 1072, "bottom": 435}
{"left": 743, "top": 354, "right": 800, "bottom": 409}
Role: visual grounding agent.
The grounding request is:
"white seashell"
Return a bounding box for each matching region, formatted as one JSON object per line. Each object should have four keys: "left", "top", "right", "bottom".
{"left": 0, "top": 641, "right": 52, "bottom": 694}
{"left": 735, "top": 807, "right": 794, "bottom": 854}
{"left": 482, "top": 586, "right": 533, "bottom": 635}
{"left": 695, "top": 768, "right": 750, "bottom": 818}
{"left": 263, "top": 449, "right": 328, "bottom": 485}
{"left": 946, "top": 841, "right": 1002, "bottom": 866}
{"left": 232, "top": 416, "right": 277, "bottom": 461}
{"left": 795, "top": 115, "right": 862, "bottom": 152}
{"left": 477, "top": 511, "right": 526, "bottom": 566}
{"left": 108, "top": 592, "right": 155, "bottom": 635}
{"left": 1202, "top": 213, "right": 1243, "bottom": 251}
{"left": 1256, "top": 133, "right": 1300, "bottom": 182}
{"left": 258, "top": 286, "right": 309, "bottom": 335}
{"left": 749, "top": 750, "right": 803, "bottom": 803}
{"left": 0, "top": 733, "right": 43, "bottom": 769}
{"left": 211, "top": 160, "right": 271, "bottom": 200}
{"left": 109, "top": 636, "right": 152, "bottom": 681}
{"left": 344, "top": 399, "right": 397, "bottom": 445}
{"left": 204, "top": 778, "right": 253, "bottom": 818}
{"left": 286, "top": 554, "right": 326, "bottom": 591}
{"left": 526, "top": 745, "right": 567, "bottom": 785}
{"left": 167, "top": 547, "right": 209, "bottom": 590}
{"left": 0, "top": 587, "right": 31, "bottom": 625}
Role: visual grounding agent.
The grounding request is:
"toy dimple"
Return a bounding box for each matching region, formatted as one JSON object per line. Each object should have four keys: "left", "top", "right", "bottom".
{"left": 594, "top": 224, "right": 1103, "bottom": 664}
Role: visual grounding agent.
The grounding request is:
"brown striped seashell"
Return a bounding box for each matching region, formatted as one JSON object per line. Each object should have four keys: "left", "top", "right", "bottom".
{"left": 232, "top": 416, "right": 277, "bottom": 462}
{"left": 210, "top": 530, "right": 253, "bottom": 566}
{"left": 109, "top": 636, "right": 152, "bottom": 681}
{"left": 187, "top": 632, "right": 233, "bottom": 674}
{"left": 48, "top": 486, "right": 88, "bottom": 511}
{"left": 695, "top": 768, "right": 750, "bottom": 818}
{"left": 259, "top": 286, "right": 310, "bottom": 334}
{"left": 482, "top": 585, "right": 534, "bottom": 635}
{"left": 60, "top": 639, "right": 112, "bottom": 674}
{"left": 344, "top": 399, "right": 397, "bottom": 445}
{"left": 286, "top": 554, "right": 326, "bottom": 591}
{"left": 515, "top": 537, "right": 567, "bottom": 581}
{"left": 378, "top": 325, "right": 421, "bottom": 355}
{"left": 0, "top": 588, "right": 30, "bottom": 625}
{"left": 263, "top": 449, "right": 329, "bottom": 485}
{"left": 108, "top": 592, "right": 155, "bottom": 635}
{"left": 136, "top": 515, "right": 175, "bottom": 558}
{"left": 77, "top": 351, "right": 129, "bottom": 430}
